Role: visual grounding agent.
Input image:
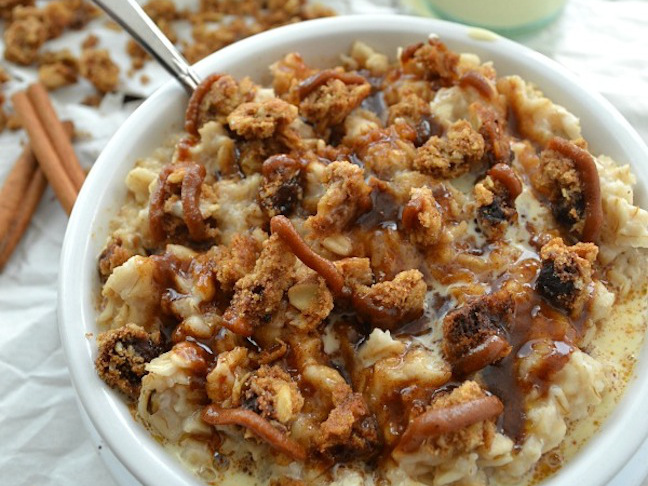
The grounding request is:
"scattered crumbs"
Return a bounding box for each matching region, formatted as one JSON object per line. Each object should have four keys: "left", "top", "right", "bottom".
{"left": 82, "top": 93, "right": 103, "bottom": 107}
{"left": 82, "top": 33, "right": 99, "bottom": 50}
{"left": 103, "top": 19, "right": 121, "bottom": 31}
{"left": 140, "top": 74, "right": 150, "bottom": 85}
{"left": 85, "top": 332, "right": 94, "bottom": 338}
{"left": 0, "top": 66, "right": 9, "bottom": 84}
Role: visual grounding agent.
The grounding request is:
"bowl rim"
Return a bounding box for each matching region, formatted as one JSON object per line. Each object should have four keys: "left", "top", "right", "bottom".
{"left": 58, "top": 14, "right": 648, "bottom": 486}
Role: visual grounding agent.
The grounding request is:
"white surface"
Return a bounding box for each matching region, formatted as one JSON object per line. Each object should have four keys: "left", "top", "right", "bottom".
{"left": 1, "top": 1, "right": 647, "bottom": 486}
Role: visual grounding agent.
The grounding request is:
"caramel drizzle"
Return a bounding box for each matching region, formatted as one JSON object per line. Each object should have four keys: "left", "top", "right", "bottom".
{"left": 459, "top": 71, "right": 495, "bottom": 100}
{"left": 184, "top": 73, "right": 224, "bottom": 137}
{"left": 181, "top": 163, "right": 208, "bottom": 241}
{"left": 149, "top": 162, "right": 208, "bottom": 243}
{"left": 396, "top": 395, "right": 504, "bottom": 453}
{"left": 400, "top": 42, "right": 423, "bottom": 64}
{"left": 401, "top": 197, "right": 423, "bottom": 232}
{"left": 452, "top": 335, "right": 511, "bottom": 377}
{"left": 270, "top": 215, "right": 345, "bottom": 296}
{"left": 201, "top": 406, "right": 306, "bottom": 461}
{"left": 149, "top": 165, "right": 175, "bottom": 242}
{"left": 261, "top": 154, "right": 304, "bottom": 177}
{"left": 297, "top": 69, "right": 367, "bottom": 100}
{"left": 487, "top": 163, "right": 523, "bottom": 200}
{"left": 270, "top": 215, "right": 416, "bottom": 328}
{"left": 547, "top": 137, "right": 603, "bottom": 242}
{"left": 222, "top": 310, "right": 255, "bottom": 338}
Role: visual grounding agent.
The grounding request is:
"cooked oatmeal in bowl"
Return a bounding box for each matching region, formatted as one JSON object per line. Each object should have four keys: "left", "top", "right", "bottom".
{"left": 59, "top": 16, "right": 648, "bottom": 486}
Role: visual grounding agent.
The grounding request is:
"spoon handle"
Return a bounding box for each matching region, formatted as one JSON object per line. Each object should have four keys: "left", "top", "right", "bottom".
{"left": 90, "top": 0, "right": 201, "bottom": 92}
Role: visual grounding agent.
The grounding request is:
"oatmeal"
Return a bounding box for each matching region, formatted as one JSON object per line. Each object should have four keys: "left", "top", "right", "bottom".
{"left": 95, "top": 37, "right": 648, "bottom": 486}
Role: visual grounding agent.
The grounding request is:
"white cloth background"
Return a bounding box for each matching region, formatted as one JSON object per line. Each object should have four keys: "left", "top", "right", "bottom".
{"left": 0, "top": 0, "right": 647, "bottom": 485}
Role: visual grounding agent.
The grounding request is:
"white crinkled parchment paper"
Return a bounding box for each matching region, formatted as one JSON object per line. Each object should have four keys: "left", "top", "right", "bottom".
{"left": 0, "top": 1, "right": 646, "bottom": 485}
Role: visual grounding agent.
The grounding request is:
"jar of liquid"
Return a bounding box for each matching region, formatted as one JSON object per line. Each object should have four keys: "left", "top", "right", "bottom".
{"left": 412, "top": 0, "right": 568, "bottom": 36}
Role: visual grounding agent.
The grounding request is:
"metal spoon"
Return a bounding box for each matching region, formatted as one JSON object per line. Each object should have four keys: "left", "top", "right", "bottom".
{"left": 90, "top": 0, "right": 201, "bottom": 93}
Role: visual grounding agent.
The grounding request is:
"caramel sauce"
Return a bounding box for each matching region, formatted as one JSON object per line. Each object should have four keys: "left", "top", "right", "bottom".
{"left": 547, "top": 137, "right": 603, "bottom": 242}
{"left": 297, "top": 69, "right": 367, "bottom": 100}
{"left": 185, "top": 73, "right": 224, "bottom": 136}
{"left": 459, "top": 71, "right": 495, "bottom": 100}
{"left": 481, "top": 259, "right": 584, "bottom": 443}
{"left": 176, "top": 136, "right": 198, "bottom": 162}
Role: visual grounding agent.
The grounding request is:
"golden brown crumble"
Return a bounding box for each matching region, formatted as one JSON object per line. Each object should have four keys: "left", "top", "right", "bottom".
{"left": 536, "top": 237, "right": 597, "bottom": 316}
{"left": 0, "top": 0, "right": 33, "bottom": 20}
{"left": 81, "top": 33, "right": 98, "bottom": 49}
{"left": 212, "top": 233, "right": 263, "bottom": 291}
{"left": 228, "top": 98, "right": 298, "bottom": 140}
{"left": 223, "top": 235, "right": 296, "bottom": 336}
{"left": 95, "top": 324, "right": 162, "bottom": 399}
{"left": 401, "top": 37, "right": 460, "bottom": 87}
{"left": 98, "top": 238, "right": 134, "bottom": 280}
{"left": 195, "top": 75, "right": 257, "bottom": 129}
{"left": 535, "top": 139, "right": 590, "bottom": 238}
{"left": 244, "top": 365, "right": 304, "bottom": 424}
{"left": 79, "top": 48, "right": 119, "bottom": 93}
{"left": 3, "top": 14, "right": 47, "bottom": 65}
{"left": 299, "top": 75, "right": 371, "bottom": 131}
{"left": 37, "top": 49, "right": 78, "bottom": 90}
{"left": 403, "top": 186, "right": 443, "bottom": 247}
{"left": 306, "top": 160, "right": 372, "bottom": 237}
{"left": 474, "top": 172, "right": 518, "bottom": 239}
{"left": 443, "top": 292, "right": 513, "bottom": 375}
{"left": 355, "top": 269, "right": 427, "bottom": 329}
{"left": 413, "top": 119, "right": 485, "bottom": 178}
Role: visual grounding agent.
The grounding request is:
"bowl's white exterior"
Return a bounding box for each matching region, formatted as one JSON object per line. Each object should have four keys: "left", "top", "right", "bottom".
{"left": 58, "top": 15, "right": 648, "bottom": 486}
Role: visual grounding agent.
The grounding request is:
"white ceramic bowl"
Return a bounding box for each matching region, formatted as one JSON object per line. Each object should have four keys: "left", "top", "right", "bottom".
{"left": 58, "top": 14, "right": 648, "bottom": 486}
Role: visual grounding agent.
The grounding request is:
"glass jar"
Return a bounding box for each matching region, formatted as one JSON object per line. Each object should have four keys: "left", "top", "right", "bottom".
{"left": 411, "top": 0, "right": 568, "bottom": 36}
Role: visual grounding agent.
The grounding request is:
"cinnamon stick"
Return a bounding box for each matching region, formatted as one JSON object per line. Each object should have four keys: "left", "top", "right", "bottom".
{"left": 12, "top": 91, "right": 77, "bottom": 214}
{"left": 0, "top": 145, "right": 38, "bottom": 246}
{"left": 27, "top": 83, "right": 85, "bottom": 191}
{"left": 0, "top": 121, "right": 74, "bottom": 271}
{"left": 0, "top": 170, "right": 47, "bottom": 271}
